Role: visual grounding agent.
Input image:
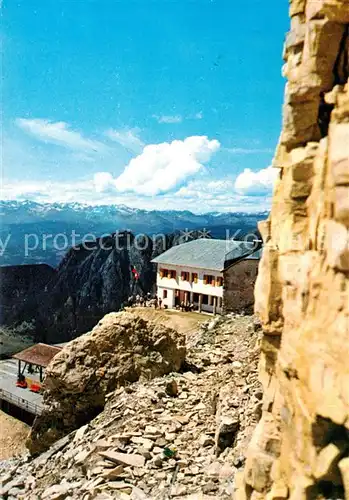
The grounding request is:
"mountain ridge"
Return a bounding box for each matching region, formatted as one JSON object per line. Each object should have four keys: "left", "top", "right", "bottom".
{"left": 0, "top": 200, "right": 266, "bottom": 266}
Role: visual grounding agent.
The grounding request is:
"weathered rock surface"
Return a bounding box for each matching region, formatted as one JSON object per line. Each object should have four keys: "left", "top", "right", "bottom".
{"left": 237, "top": 0, "right": 349, "bottom": 497}
{"left": 0, "top": 264, "right": 56, "bottom": 345}
{"left": 0, "top": 314, "right": 262, "bottom": 500}
{"left": 26, "top": 312, "right": 186, "bottom": 455}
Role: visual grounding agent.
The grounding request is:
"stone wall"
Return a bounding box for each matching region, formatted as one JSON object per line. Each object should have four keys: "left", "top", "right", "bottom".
{"left": 223, "top": 260, "right": 259, "bottom": 314}
{"left": 236, "top": 0, "right": 349, "bottom": 498}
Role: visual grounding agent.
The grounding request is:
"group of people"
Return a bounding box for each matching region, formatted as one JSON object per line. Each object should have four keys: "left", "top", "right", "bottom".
{"left": 126, "top": 293, "right": 198, "bottom": 313}
{"left": 177, "top": 301, "right": 196, "bottom": 312}
{"left": 127, "top": 292, "right": 163, "bottom": 309}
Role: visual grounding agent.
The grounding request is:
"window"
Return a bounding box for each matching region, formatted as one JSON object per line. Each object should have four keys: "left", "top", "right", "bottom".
{"left": 202, "top": 294, "right": 209, "bottom": 305}
{"left": 159, "top": 268, "right": 175, "bottom": 278}
{"left": 191, "top": 272, "right": 198, "bottom": 283}
{"left": 181, "top": 271, "right": 190, "bottom": 281}
{"left": 203, "top": 274, "right": 215, "bottom": 285}
{"left": 216, "top": 277, "right": 223, "bottom": 287}
{"left": 163, "top": 289, "right": 168, "bottom": 299}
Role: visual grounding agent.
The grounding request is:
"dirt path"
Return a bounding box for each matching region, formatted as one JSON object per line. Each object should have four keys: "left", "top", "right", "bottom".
{"left": 0, "top": 411, "right": 29, "bottom": 460}
{"left": 126, "top": 307, "right": 208, "bottom": 336}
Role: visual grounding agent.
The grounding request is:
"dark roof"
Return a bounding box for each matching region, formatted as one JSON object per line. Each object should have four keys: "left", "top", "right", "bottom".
{"left": 223, "top": 246, "right": 263, "bottom": 271}
{"left": 13, "top": 343, "right": 62, "bottom": 368}
{"left": 152, "top": 239, "right": 261, "bottom": 271}
{"left": 225, "top": 246, "right": 263, "bottom": 262}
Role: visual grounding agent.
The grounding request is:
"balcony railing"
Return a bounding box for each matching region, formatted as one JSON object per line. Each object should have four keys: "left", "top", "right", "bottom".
{"left": 0, "top": 388, "right": 43, "bottom": 416}
{"left": 158, "top": 274, "right": 223, "bottom": 287}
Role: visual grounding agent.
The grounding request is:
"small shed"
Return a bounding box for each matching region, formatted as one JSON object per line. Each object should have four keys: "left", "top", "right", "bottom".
{"left": 13, "top": 343, "right": 62, "bottom": 382}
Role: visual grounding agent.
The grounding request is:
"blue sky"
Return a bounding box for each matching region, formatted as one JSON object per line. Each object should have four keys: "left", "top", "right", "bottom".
{"left": 2, "top": 0, "right": 289, "bottom": 212}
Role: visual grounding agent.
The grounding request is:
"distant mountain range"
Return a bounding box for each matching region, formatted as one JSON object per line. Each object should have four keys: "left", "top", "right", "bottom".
{"left": 0, "top": 200, "right": 267, "bottom": 266}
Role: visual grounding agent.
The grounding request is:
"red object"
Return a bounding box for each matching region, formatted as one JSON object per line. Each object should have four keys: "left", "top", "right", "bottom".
{"left": 16, "top": 381, "right": 27, "bottom": 389}
{"left": 132, "top": 268, "right": 139, "bottom": 280}
{"left": 30, "top": 383, "right": 41, "bottom": 393}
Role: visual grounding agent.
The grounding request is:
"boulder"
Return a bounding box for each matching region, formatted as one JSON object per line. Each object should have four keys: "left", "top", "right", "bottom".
{"left": 26, "top": 312, "right": 185, "bottom": 454}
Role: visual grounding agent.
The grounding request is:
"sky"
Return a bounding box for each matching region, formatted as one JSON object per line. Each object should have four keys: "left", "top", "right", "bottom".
{"left": 1, "top": 0, "right": 289, "bottom": 213}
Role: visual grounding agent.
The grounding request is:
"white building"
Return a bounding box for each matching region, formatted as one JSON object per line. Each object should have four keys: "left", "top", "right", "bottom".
{"left": 151, "top": 238, "right": 261, "bottom": 314}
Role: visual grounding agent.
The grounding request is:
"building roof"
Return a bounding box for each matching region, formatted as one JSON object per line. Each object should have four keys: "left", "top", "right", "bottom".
{"left": 13, "top": 343, "right": 62, "bottom": 368}
{"left": 225, "top": 245, "right": 263, "bottom": 263}
{"left": 245, "top": 247, "right": 263, "bottom": 260}
{"left": 152, "top": 238, "right": 261, "bottom": 271}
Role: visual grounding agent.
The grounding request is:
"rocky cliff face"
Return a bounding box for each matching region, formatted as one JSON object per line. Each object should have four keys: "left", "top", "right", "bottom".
{"left": 0, "top": 264, "right": 56, "bottom": 327}
{"left": 36, "top": 232, "right": 160, "bottom": 344}
{"left": 237, "top": 1, "right": 349, "bottom": 498}
{"left": 1, "top": 231, "right": 201, "bottom": 344}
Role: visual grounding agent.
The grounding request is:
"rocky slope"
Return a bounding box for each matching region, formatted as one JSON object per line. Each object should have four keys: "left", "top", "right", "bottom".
{"left": 237, "top": 0, "right": 349, "bottom": 498}
{"left": 0, "top": 313, "right": 262, "bottom": 500}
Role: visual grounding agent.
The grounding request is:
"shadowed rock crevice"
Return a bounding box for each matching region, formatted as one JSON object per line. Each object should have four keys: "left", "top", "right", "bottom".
{"left": 312, "top": 416, "right": 349, "bottom": 449}
{"left": 333, "top": 24, "right": 349, "bottom": 85}
{"left": 318, "top": 92, "right": 334, "bottom": 137}
{"left": 216, "top": 418, "right": 240, "bottom": 456}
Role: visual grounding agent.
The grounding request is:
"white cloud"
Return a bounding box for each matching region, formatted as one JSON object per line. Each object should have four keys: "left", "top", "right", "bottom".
{"left": 234, "top": 166, "right": 279, "bottom": 195}
{"left": 176, "top": 179, "right": 235, "bottom": 200}
{"left": 1, "top": 177, "right": 271, "bottom": 212}
{"left": 16, "top": 118, "right": 105, "bottom": 152}
{"left": 94, "top": 135, "right": 220, "bottom": 196}
{"left": 1, "top": 180, "right": 94, "bottom": 204}
{"left": 94, "top": 172, "right": 115, "bottom": 193}
{"left": 5, "top": 120, "right": 274, "bottom": 212}
{"left": 105, "top": 128, "right": 144, "bottom": 153}
{"left": 171, "top": 177, "right": 274, "bottom": 212}
{"left": 152, "top": 114, "right": 183, "bottom": 124}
